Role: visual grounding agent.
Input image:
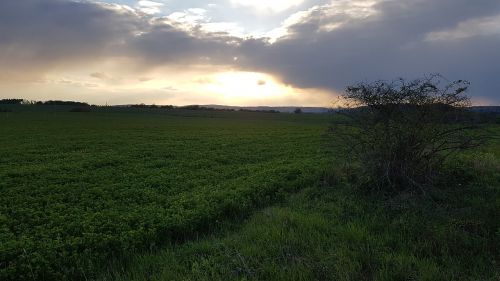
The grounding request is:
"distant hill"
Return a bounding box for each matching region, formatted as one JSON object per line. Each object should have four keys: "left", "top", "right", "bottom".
{"left": 4, "top": 98, "right": 498, "bottom": 114}
{"left": 470, "top": 106, "right": 500, "bottom": 114}
{"left": 200, "top": 105, "right": 332, "bottom": 113}
{"left": 201, "top": 105, "right": 500, "bottom": 114}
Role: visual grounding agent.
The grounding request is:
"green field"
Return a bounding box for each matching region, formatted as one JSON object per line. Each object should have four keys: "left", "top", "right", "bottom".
{"left": 1, "top": 106, "right": 499, "bottom": 280}
{"left": 0, "top": 107, "right": 331, "bottom": 280}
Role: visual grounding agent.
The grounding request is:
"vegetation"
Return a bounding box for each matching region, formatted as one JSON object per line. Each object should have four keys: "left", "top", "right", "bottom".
{"left": 0, "top": 106, "right": 329, "bottom": 280}
{"left": 0, "top": 95, "right": 498, "bottom": 281}
{"left": 0, "top": 99, "right": 24, "bottom": 105}
{"left": 238, "top": 108, "right": 280, "bottom": 114}
{"left": 130, "top": 104, "right": 175, "bottom": 109}
{"left": 39, "top": 100, "right": 91, "bottom": 107}
{"left": 100, "top": 160, "right": 500, "bottom": 281}
{"left": 330, "top": 75, "right": 490, "bottom": 193}
{"left": 69, "top": 107, "right": 92, "bottom": 113}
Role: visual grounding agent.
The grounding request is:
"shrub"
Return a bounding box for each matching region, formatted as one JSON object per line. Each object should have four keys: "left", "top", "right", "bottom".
{"left": 330, "top": 74, "right": 488, "bottom": 193}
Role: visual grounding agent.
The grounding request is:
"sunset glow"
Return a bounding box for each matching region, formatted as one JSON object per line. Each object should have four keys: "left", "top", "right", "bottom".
{"left": 203, "top": 72, "right": 291, "bottom": 103}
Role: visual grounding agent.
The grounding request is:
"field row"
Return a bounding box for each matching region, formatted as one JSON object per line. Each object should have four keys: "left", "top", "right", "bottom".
{"left": 0, "top": 110, "right": 330, "bottom": 280}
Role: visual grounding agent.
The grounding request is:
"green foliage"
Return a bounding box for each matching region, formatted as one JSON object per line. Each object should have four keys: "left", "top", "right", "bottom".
{"left": 2, "top": 106, "right": 499, "bottom": 281}
{"left": 98, "top": 124, "right": 500, "bottom": 281}
{"left": 99, "top": 175, "right": 500, "bottom": 281}
{"left": 0, "top": 109, "right": 330, "bottom": 280}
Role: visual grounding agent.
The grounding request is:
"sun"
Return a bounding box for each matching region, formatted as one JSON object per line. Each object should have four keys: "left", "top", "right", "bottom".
{"left": 202, "top": 71, "right": 294, "bottom": 104}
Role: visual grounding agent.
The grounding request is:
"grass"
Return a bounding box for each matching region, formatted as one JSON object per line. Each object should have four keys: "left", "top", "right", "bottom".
{"left": 1, "top": 106, "right": 498, "bottom": 280}
{"left": 99, "top": 176, "right": 500, "bottom": 281}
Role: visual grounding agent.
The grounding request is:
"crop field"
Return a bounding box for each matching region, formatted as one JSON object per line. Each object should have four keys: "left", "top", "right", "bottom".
{"left": 1, "top": 106, "right": 499, "bottom": 281}
{"left": 0, "top": 107, "right": 331, "bottom": 280}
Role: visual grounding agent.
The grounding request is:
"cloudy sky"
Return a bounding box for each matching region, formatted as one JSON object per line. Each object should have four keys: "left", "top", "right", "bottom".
{"left": 0, "top": 0, "right": 499, "bottom": 106}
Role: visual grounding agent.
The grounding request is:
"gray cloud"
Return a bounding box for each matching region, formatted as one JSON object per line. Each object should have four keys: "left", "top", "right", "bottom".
{"left": 126, "top": 19, "right": 242, "bottom": 66}
{"left": 0, "top": 0, "right": 142, "bottom": 74}
{"left": 0, "top": 0, "right": 241, "bottom": 73}
{"left": 1, "top": 0, "right": 499, "bottom": 103}
{"left": 238, "top": 0, "right": 500, "bottom": 102}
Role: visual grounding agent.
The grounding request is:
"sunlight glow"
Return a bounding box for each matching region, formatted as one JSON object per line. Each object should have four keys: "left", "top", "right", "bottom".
{"left": 202, "top": 71, "right": 293, "bottom": 104}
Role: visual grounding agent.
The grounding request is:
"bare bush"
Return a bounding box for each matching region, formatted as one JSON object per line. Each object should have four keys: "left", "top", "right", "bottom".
{"left": 330, "top": 74, "right": 487, "bottom": 193}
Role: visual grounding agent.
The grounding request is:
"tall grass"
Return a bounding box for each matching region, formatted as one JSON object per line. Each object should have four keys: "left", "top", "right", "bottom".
{"left": 100, "top": 140, "right": 500, "bottom": 281}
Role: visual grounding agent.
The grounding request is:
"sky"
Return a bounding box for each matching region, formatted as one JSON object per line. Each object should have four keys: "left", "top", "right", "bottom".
{"left": 0, "top": 0, "right": 499, "bottom": 106}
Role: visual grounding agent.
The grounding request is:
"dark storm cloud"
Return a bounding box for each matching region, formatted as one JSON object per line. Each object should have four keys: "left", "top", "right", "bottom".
{"left": 238, "top": 0, "right": 500, "bottom": 101}
{"left": 0, "top": 0, "right": 141, "bottom": 72}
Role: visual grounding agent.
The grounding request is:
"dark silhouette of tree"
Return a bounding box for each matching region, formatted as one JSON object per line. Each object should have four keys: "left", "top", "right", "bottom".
{"left": 41, "top": 100, "right": 90, "bottom": 106}
{"left": 0, "top": 99, "right": 24, "bottom": 104}
{"left": 294, "top": 108, "right": 303, "bottom": 114}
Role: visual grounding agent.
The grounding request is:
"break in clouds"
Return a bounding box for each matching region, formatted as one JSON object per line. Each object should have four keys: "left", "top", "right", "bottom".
{"left": 0, "top": 0, "right": 499, "bottom": 104}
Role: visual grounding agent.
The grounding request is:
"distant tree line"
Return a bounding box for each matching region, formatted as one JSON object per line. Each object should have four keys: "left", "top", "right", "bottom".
{"left": 0, "top": 99, "right": 90, "bottom": 106}
{"left": 238, "top": 108, "right": 279, "bottom": 113}
{"left": 130, "top": 104, "right": 175, "bottom": 109}
{"left": 130, "top": 104, "right": 235, "bottom": 111}
{"left": 39, "top": 100, "right": 90, "bottom": 106}
{"left": 0, "top": 99, "right": 24, "bottom": 104}
{"left": 130, "top": 104, "right": 281, "bottom": 113}
{"left": 179, "top": 105, "right": 235, "bottom": 111}
{"left": 0, "top": 99, "right": 280, "bottom": 113}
